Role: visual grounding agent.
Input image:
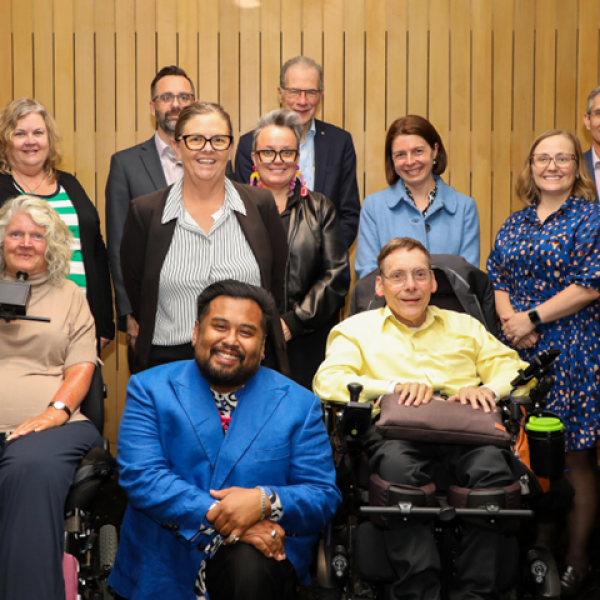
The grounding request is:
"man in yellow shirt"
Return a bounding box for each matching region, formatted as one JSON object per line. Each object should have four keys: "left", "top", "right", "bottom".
{"left": 314, "top": 237, "right": 530, "bottom": 600}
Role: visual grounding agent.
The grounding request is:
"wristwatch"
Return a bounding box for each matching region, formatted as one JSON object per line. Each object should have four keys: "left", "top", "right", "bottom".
{"left": 528, "top": 308, "right": 542, "bottom": 328}
{"left": 48, "top": 401, "right": 72, "bottom": 417}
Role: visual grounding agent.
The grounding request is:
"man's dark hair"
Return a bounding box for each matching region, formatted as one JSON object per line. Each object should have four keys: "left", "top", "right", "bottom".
{"left": 151, "top": 65, "right": 195, "bottom": 98}
{"left": 196, "top": 280, "right": 275, "bottom": 336}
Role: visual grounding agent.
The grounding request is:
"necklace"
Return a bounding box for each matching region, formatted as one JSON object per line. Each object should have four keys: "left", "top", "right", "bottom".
{"left": 12, "top": 170, "right": 47, "bottom": 194}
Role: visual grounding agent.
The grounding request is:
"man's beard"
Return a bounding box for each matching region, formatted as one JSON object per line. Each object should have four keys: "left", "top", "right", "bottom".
{"left": 155, "top": 108, "right": 180, "bottom": 133}
{"left": 195, "top": 344, "right": 261, "bottom": 390}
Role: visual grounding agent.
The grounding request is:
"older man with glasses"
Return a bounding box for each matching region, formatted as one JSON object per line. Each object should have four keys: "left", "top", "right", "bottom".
{"left": 234, "top": 56, "right": 361, "bottom": 249}
{"left": 315, "top": 237, "right": 533, "bottom": 600}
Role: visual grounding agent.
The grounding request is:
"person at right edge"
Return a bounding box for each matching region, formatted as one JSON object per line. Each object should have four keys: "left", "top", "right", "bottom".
{"left": 487, "top": 129, "right": 600, "bottom": 597}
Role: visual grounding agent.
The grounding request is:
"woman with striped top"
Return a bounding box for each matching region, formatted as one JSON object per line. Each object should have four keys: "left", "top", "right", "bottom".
{"left": 120, "top": 102, "right": 289, "bottom": 373}
{"left": 0, "top": 98, "right": 114, "bottom": 350}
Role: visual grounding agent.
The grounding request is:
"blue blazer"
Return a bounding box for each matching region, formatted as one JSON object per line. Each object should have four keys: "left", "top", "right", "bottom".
{"left": 233, "top": 119, "right": 361, "bottom": 248}
{"left": 583, "top": 149, "right": 599, "bottom": 201}
{"left": 109, "top": 362, "right": 341, "bottom": 600}
{"left": 354, "top": 176, "right": 481, "bottom": 279}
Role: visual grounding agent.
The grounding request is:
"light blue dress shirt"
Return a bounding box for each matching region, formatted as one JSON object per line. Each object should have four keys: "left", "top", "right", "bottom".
{"left": 298, "top": 119, "right": 316, "bottom": 190}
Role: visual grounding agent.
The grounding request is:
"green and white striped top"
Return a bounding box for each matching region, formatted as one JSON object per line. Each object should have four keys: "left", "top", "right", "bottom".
{"left": 13, "top": 182, "right": 87, "bottom": 295}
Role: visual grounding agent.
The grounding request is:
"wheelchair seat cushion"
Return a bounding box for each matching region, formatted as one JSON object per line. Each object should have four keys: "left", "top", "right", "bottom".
{"left": 376, "top": 394, "right": 512, "bottom": 448}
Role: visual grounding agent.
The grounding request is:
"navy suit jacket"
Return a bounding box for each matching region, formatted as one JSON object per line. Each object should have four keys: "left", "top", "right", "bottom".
{"left": 584, "top": 149, "right": 599, "bottom": 201}
{"left": 234, "top": 119, "right": 361, "bottom": 248}
{"left": 109, "top": 362, "right": 341, "bottom": 599}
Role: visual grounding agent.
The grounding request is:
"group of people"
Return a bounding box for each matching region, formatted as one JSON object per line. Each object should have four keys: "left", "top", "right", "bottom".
{"left": 0, "top": 52, "right": 599, "bottom": 600}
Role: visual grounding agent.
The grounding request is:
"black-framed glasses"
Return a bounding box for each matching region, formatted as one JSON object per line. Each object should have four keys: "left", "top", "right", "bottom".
{"left": 255, "top": 149, "right": 299, "bottom": 164}
{"left": 178, "top": 134, "right": 233, "bottom": 151}
{"left": 530, "top": 153, "right": 577, "bottom": 168}
{"left": 280, "top": 87, "right": 321, "bottom": 101}
{"left": 381, "top": 268, "right": 432, "bottom": 287}
{"left": 152, "top": 93, "right": 195, "bottom": 106}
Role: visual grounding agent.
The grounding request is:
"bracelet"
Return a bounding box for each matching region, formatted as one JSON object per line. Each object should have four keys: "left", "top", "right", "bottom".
{"left": 256, "top": 486, "right": 266, "bottom": 521}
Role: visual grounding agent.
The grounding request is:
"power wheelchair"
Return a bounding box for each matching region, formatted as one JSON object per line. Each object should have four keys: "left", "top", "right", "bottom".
{"left": 63, "top": 365, "right": 118, "bottom": 600}
{"left": 317, "top": 256, "right": 572, "bottom": 600}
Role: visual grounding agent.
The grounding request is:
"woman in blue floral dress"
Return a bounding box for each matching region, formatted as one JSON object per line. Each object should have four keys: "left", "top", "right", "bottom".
{"left": 487, "top": 130, "right": 600, "bottom": 596}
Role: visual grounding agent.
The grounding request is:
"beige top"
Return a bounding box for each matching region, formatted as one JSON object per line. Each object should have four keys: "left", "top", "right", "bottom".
{"left": 0, "top": 271, "right": 97, "bottom": 431}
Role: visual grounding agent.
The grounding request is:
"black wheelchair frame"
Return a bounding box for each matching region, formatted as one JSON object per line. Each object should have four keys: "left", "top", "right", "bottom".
{"left": 63, "top": 365, "right": 118, "bottom": 600}
{"left": 317, "top": 350, "right": 567, "bottom": 600}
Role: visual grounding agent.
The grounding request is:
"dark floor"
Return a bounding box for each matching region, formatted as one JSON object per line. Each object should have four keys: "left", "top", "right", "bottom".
{"left": 93, "top": 468, "right": 600, "bottom": 600}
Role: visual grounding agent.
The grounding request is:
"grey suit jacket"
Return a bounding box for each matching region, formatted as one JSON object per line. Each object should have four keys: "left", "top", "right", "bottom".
{"left": 106, "top": 137, "right": 167, "bottom": 324}
{"left": 584, "top": 149, "right": 599, "bottom": 201}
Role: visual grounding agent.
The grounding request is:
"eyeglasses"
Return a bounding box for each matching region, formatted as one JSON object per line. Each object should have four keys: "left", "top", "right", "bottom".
{"left": 381, "top": 268, "right": 432, "bottom": 287}
{"left": 530, "top": 154, "right": 577, "bottom": 168}
{"left": 280, "top": 87, "right": 321, "bottom": 101}
{"left": 178, "top": 134, "right": 233, "bottom": 151}
{"left": 152, "top": 93, "right": 195, "bottom": 106}
{"left": 255, "top": 149, "right": 299, "bottom": 164}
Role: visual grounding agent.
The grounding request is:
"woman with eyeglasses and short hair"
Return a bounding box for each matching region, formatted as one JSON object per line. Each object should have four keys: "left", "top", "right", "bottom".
{"left": 487, "top": 130, "right": 600, "bottom": 597}
{"left": 355, "top": 115, "right": 480, "bottom": 279}
{"left": 120, "top": 102, "right": 289, "bottom": 373}
{"left": 247, "top": 109, "right": 349, "bottom": 389}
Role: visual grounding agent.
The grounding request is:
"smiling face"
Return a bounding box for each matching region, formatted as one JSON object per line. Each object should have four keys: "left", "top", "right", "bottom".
{"left": 3, "top": 211, "right": 48, "bottom": 276}
{"left": 531, "top": 134, "right": 578, "bottom": 203}
{"left": 174, "top": 113, "right": 234, "bottom": 184}
{"left": 7, "top": 113, "right": 50, "bottom": 176}
{"left": 192, "top": 296, "right": 266, "bottom": 393}
{"left": 375, "top": 248, "right": 437, "bottom": 328}
{"left": 278, "top": 64, "right": 322, "bottom": 130}
{"left": 251, "top": 125, "right": 299, "bottom": 192}
{"left": 391, "top": 134, "right": 438, "bottom": 191}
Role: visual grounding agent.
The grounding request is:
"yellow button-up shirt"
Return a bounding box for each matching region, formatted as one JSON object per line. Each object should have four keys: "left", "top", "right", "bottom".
{"left": 314, "top": 305, "right": 530, "bottom": 403}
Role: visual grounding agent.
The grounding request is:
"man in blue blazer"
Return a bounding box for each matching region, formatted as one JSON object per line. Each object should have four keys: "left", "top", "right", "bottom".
{"left": 109, "top": 280, "right": 341, "bottom": 600}
{"left": 233, "top": 56, "right": 361, "bottom": 249}
{"left": 583, "top": 84, "right": 600, "bottom": 201}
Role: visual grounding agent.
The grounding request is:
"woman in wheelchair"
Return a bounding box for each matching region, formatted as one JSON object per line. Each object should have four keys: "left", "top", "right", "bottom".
{"left": 0, "top": 195, "right": 102, "bottom": 600}
{"left": 488, "top": 130, "right": 600, "bottom": 596}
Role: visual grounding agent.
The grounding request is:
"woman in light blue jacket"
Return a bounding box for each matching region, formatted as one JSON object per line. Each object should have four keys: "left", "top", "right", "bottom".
{"left": 355, "top": 115, "right": 480, "bottom": 279}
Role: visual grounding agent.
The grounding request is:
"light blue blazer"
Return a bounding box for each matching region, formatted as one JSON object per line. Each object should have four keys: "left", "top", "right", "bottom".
{"left": 355, "top": 176, "right": 480, "bottom": 278}
{"left": 109, "top": 361, "right": 341, "bottom": 599}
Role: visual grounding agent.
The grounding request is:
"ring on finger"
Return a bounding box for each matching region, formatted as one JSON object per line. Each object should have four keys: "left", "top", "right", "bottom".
{"left": 228, "top": 533, "right": 240, "bottom": 545}
{"left": 270, "top": 529, "right": 277, "bottom": 538}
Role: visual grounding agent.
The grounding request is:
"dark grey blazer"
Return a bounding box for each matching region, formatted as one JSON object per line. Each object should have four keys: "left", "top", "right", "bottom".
{"left": 105, "top": 137, "right": 167, "bottom": 325}
{"left": 583, "top": 149, "right": 599, "bottom": 201}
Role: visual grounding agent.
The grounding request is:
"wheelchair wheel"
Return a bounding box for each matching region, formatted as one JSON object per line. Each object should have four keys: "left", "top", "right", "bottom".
{"left": 99, "top": 524, "right": 118, "bottom": 573}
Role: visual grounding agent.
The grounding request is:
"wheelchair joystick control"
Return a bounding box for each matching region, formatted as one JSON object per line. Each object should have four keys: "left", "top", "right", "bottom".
{"left": 347, "top": 383, "right": 363, "bottom": 403}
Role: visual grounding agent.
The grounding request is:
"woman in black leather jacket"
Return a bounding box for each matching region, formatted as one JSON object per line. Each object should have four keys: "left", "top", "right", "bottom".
{"left": 249, "top": 109, "right": 349, "bottom": 388}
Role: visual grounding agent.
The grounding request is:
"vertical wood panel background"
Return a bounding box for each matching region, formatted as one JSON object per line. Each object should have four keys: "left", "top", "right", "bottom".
{"left": 2, "top": 0, "right": 599, "bottom": 445}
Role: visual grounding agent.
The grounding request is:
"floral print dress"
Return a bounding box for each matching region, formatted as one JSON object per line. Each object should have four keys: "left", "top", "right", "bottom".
{"left": 487, "top": 196, "right": 600, "bottom": 451}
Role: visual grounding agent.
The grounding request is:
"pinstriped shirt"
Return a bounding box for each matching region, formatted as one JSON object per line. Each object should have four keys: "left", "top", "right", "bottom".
{"left": 152, "top": 177, "right": 261, "bottom": 346}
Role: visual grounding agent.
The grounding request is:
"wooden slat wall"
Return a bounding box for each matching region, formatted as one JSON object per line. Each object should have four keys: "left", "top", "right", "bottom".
{"left": 2, "top": 0, "right": 600, "bottom": 445}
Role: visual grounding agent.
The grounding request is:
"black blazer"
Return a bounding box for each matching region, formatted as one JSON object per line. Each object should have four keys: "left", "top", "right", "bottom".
{"left": 106, "top": 137, "right": 236, "bottom": 325}
{"left": 120, "top": 181, "right": 289, "bottom": 372}
{"left": 0, "top": 171, "right": 114, "bottom": 341}
{"left": 233, "top": 119, "right": 361, "bottom": 248}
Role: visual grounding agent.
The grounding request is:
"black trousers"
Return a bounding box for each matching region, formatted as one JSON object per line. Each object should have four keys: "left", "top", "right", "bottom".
{"left": 0, "top": 421, "right": 102, "bottom": 600}
{"left": 115, "top": 544, "right": 297, "bottom": 600}
{"left": 369, "top": 435, "right": 516, "bottom": 600}
{"left": 205, "top": 543, "right": 297, "bottom": 600}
